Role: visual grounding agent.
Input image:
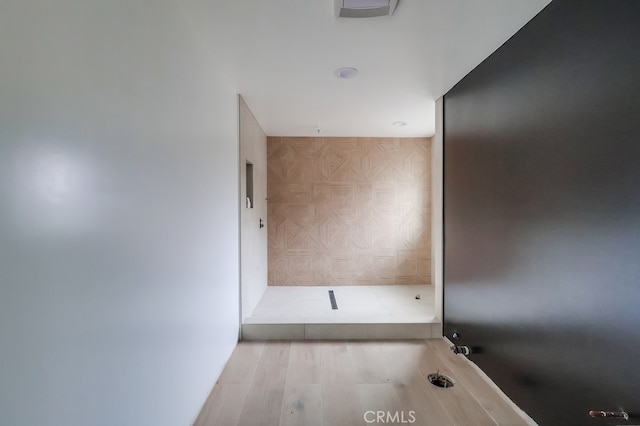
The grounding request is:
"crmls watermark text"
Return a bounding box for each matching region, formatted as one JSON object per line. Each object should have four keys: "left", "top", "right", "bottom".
{"left": 363, "top": 410, "right": 416, "bottom": 424}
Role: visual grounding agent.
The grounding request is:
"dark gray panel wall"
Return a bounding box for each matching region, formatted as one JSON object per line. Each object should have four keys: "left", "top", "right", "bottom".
{"left": 443, "top": 1, "right": 640, "bottom": 425}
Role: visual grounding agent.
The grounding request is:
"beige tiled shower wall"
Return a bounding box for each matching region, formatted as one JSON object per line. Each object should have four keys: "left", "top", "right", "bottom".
{"left": 267, "top": 137, "right": 432, "bottom": 286}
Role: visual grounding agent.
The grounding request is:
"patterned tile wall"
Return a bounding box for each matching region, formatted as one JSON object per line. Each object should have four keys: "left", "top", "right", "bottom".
{"left": 267, "top": 137, "right": 432, "bottom": 286}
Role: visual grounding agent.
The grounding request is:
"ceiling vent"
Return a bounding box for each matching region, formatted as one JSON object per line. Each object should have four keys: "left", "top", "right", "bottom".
{"left": 335, "top": 0, "right": 399, "bottom": 18}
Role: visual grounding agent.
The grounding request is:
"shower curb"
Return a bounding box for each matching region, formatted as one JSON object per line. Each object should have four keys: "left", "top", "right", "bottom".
{"left": 241, "top": 321, "right": 442, "bottom": 340}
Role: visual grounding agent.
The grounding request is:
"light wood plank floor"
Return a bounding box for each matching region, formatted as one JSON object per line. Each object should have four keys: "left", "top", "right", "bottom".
{"left": 194, "top": 339, "right": 532, "bottom": 426}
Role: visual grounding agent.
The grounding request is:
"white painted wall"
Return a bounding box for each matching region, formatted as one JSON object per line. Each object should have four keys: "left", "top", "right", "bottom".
{"left": 239, "top": 96, "right": 268, "bottom": 321}
{"left": 0, "top": 1, "right": 239, "bottom": 425}
{"left": 432, "top": 97, "right": 444, "bottom": 333}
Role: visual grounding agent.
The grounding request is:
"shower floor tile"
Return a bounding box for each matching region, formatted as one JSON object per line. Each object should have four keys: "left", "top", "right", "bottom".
{"left": 244, "top": 285, "right": 435, "bottom": 324}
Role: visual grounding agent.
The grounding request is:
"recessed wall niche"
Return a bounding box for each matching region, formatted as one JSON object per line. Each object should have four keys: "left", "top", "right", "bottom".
{"left": 246, "top": 161, "right": 254, "bottom": 209}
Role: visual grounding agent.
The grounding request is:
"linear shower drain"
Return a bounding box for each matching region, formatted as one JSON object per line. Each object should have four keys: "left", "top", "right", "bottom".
{"left": 328, "top": 290, "right": 338, "bottom": 310}
{"left": 427, "top": 371, "right": 455, "bottom": 388}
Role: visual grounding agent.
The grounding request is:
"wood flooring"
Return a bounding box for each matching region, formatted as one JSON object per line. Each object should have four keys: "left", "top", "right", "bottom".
{"left": 194, "top": 339, "right": 532, "bottom": 426}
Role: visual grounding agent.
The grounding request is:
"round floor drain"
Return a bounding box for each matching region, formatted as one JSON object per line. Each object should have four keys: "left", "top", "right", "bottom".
{"left": 427, "top": 372, "right": 455, "bottom": 388}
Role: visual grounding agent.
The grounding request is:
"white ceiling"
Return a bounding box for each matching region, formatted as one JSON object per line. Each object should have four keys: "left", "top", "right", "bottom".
{"left": 184, "top": 0, "right": 551, "bottom": 138}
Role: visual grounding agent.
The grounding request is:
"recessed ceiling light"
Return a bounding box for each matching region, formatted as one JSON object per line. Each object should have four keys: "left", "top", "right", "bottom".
{"left": 334, "top": 67, "right": 359, "bottom": 79}
{"left": 393, "top": 121, "right": 407, "bottom": 127}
